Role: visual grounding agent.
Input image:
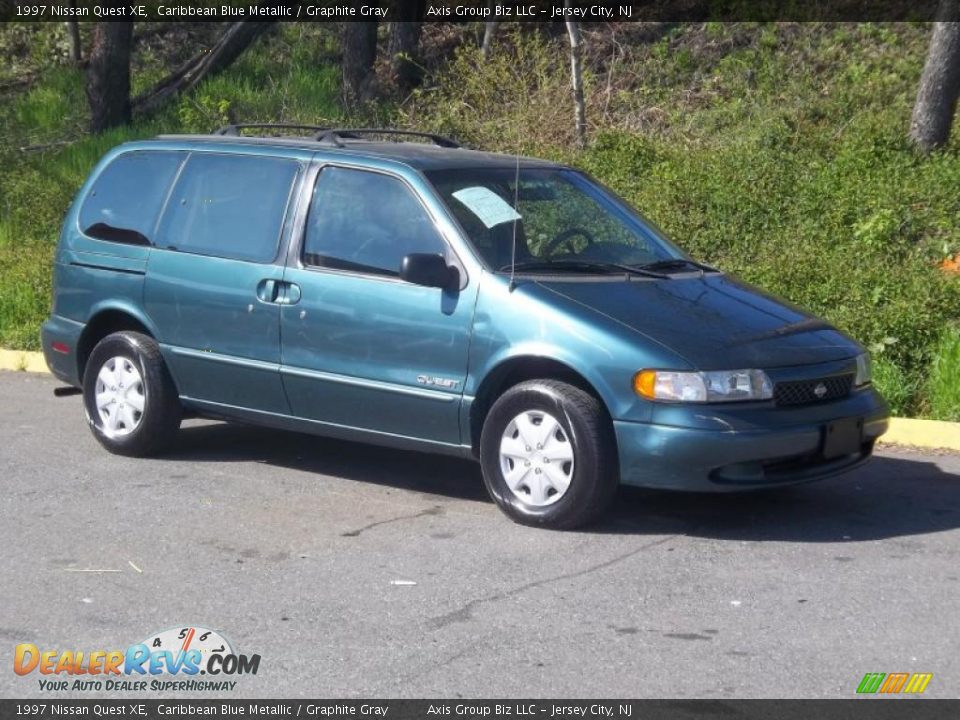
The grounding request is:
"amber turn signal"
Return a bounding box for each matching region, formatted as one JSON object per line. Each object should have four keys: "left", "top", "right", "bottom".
{"left": 633, "top": 370, "right": 657, "bottom": 399}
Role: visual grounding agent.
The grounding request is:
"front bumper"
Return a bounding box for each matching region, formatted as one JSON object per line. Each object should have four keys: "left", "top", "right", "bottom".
{"left": 614, "top": 387, "right": 889, "bottom": 492}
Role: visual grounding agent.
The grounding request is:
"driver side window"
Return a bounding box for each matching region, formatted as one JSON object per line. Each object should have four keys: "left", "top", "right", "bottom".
{"left": 303, "top": 166, "right": 446, "bottom": 277}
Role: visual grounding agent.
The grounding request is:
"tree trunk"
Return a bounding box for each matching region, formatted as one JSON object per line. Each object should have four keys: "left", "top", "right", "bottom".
{"left": 341, "top": 21, "right": 378, "bottom": 107}
{"left": 65, "top": 22, "right": 82, "bottom": 64}
{"left": 565, "top": 13, "right": 586, "bottom": 148}
{"left": 65, "top": 2, "right": 82, "bottom": 64}
{"left": 481, "top": 20, "right": 499, "bottom": 61}
{"left": 86, "top": 19, "right": 133, "bottom": 132}
{"left": 388, "top": 17, "right": 423, "bottom": 94}
{"left": 133, "top": 21, "right": 272, "bottom": 114}
{"left": 909, "top": 2, "right": 960, "bottom": 152}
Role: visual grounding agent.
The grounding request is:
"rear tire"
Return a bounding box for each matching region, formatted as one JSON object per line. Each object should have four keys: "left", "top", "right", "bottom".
{"left": 480, "top": 379, "right": 618, "bottom": 529}
{"left": 82, "top": 331, "right": 181, "bottom": 457}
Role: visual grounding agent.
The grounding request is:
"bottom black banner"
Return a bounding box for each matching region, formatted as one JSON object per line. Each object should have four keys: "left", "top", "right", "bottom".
{"left": 0, "top": 700, "right": 955, "bottom": 720}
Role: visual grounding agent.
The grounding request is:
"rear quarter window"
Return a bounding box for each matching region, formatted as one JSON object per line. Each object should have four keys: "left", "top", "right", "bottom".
{"left": 156, "top": 153, "right": 300, "bottom": 263}
{"left": 78, "top": 151, "right": 186, "bottom": 243}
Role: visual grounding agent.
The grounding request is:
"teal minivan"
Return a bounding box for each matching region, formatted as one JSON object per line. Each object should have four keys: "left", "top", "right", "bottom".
{"left": 42, "top": 126, "right": 888, "bottom": 528}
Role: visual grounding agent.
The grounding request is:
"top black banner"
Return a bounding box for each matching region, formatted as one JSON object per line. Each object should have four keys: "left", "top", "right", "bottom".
{"left": 0, "top": 0, "right": 950, "bottom": 23}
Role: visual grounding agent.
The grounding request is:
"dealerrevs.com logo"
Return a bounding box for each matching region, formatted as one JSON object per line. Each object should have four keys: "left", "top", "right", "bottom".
{"left": 14, "top": 626, "right": 260, "bottom": 692}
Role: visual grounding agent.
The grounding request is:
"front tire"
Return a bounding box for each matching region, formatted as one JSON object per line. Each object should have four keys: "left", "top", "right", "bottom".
{"left": 480, "top": 379, "right": 618, "bottom": 529}
{"left": 82, "top": 331, "right": 182, "bottom": 457}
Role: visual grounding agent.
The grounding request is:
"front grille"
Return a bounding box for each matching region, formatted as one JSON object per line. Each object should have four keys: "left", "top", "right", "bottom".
{"left": 773, "top": 374, "right": 853, "bottom": 406}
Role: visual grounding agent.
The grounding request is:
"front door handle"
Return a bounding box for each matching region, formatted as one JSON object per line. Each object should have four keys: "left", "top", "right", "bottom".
{"left": 256, "top": 280, "right": 300, "bottom": 305}
{"left": 256, "top": 279, "right": 279, "bottom": 303}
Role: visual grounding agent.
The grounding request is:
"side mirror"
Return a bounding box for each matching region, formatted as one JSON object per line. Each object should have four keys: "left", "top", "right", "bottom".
{"left": 400, "top": 253, "right": 456, "bottom": 290}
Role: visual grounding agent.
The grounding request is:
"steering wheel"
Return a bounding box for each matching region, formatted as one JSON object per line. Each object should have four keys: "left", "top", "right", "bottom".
{"left": 543, "top": 227, "right": 596, "bottom": 257}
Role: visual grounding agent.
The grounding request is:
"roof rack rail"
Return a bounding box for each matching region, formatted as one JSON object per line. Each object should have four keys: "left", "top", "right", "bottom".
{"left": 314, "top": 128, "right": 462, "bottom": 149}
{"left": 214, "top": 123, "right": 331, "bottom": 136}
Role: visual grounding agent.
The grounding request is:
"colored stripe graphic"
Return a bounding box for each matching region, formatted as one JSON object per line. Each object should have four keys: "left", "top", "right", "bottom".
{"left": 879, "top": 673, "right": 909, "bottom": 693}
{"left": 857, "top": 673, "right": 885, "bottom": 694}
{"left": 857, "top": 672, "right": 932, "bottom": 694}
{"left": 903, "top": 673, "right": 933, "bottom": 694}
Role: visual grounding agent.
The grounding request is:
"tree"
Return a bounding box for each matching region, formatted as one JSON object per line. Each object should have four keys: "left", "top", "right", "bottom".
{"left": 86, "top": 19, "right": 133, "bottom": 132}
{"left": 133, "top": 21, "right": 272, "bottom": 114}
{"left": 341, "top": 20, "right": 378, "bottom": 107}
{"left": 65, "top": 1, "right": 82, "bottom": 65}
{"left": 481, "top": 20, "right": 499, "bottom": 61}
{"left": 388, "top": 16, "right": 423, "bottom": 94}
{"left": 909, "top": 1, "right": 960, "bottom": 152}
{"left": 65, "top": 21, "right": 82, "bottom": 64}
{"left": 564, "top": 11, "right": 586, "bottom": 148}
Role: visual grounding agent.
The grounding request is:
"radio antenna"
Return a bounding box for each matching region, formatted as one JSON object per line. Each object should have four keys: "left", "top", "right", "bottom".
{"left": 509, "top": 107, "right": 521, "bottom": 291}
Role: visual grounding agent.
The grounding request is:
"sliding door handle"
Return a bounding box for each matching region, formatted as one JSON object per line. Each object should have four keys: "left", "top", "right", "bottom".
{"left": 281, "top": 282, "right": 301, "bottom": 305}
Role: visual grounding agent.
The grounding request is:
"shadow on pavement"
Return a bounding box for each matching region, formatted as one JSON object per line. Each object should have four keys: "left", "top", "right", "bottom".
{"left": 168, "top": 420, "right": 489, "bottom": 502}
{"left": 167, "top": 421, "right": 960, "bottom": 542}
{"left": 607, "top": 454, "right": 960, "bottom": 542}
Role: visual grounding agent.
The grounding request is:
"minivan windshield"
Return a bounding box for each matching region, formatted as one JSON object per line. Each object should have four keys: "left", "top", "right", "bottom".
{"left": 426, "top": 167, "right": 684, "bottom": 273}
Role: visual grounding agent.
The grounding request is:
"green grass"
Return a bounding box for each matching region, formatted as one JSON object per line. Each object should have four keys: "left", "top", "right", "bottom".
{"left": 872, "top": 355, "right": 918, "bottom": 418}
{"left": 927, "top": 327, "right": 960, "bottom": 421}
{"left": 1, "top": 21, "right": 958, "bottom": 418}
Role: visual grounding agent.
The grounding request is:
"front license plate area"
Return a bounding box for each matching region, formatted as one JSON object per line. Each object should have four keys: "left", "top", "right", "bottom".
{"left": 822, "top": 417, "right": 864, "bottom": 459}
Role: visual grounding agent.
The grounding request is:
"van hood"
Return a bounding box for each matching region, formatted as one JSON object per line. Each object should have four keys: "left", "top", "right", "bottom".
{"left": 534, "top": 274, "right": 861, "bottom": 369}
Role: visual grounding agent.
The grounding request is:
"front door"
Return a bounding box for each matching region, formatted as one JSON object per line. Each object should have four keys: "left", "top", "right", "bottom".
{"left": 280, "top": 165, "right": 476, "bottom": 447}
{"left": 145, "top": 151, "right": 303, "bottom": 413}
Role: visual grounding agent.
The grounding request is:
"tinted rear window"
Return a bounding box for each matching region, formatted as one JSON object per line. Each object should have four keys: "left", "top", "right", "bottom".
{"left": 79, "top": 151, "right": 185, "bottom": 242}
{"left": 157, "top": 153, "right": 300, "bottom": 263}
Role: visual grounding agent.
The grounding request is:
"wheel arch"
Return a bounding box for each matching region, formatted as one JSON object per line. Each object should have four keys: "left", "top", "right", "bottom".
{"left": 77, "top": 305, "right": 160, "bottom": 383}
{"left": 468, "top": 354, "right": 612, "bottom": 457}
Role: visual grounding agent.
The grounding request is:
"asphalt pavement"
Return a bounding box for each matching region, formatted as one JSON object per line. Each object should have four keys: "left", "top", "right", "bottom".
{"left": 1, "top": 370, "right": 958, "bottom": 699}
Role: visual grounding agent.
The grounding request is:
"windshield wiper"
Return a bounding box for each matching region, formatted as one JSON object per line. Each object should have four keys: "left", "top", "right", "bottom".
{"left": 635, "top": 258, "right": 718, "bottom": 275}
{"left": 501, "top": 259, "right": 668, "bottom": 278}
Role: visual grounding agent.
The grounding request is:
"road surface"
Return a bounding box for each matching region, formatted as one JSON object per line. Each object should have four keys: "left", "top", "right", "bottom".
{"left": 1, "top": 371, "right": 957, "bottom": 698}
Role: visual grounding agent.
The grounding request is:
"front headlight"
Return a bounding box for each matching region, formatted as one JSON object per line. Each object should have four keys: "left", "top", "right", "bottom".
{"left": 854, "top": 353, "right": 872, "bottom": 387}
{"left": 634, "top": 369, "right": 773, "bottom": 403}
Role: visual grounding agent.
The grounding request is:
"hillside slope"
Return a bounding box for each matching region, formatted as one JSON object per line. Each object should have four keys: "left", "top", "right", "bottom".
{"left": 0, "top": 22, "right": 957, "bottom": 417}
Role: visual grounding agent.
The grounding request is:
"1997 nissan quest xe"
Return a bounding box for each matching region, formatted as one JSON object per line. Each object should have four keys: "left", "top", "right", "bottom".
{"left": 42, "top": 126, "right": 889, "bottom": 528}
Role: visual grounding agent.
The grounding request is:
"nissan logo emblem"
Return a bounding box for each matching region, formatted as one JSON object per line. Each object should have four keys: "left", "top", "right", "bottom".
{"left": 813, "top": 382, "right": 828, "bottom": 398}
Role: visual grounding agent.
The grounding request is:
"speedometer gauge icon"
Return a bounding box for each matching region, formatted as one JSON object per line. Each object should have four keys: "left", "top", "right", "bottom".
{"left": 141, "top": 626, "right": 234, "bottom": 669}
